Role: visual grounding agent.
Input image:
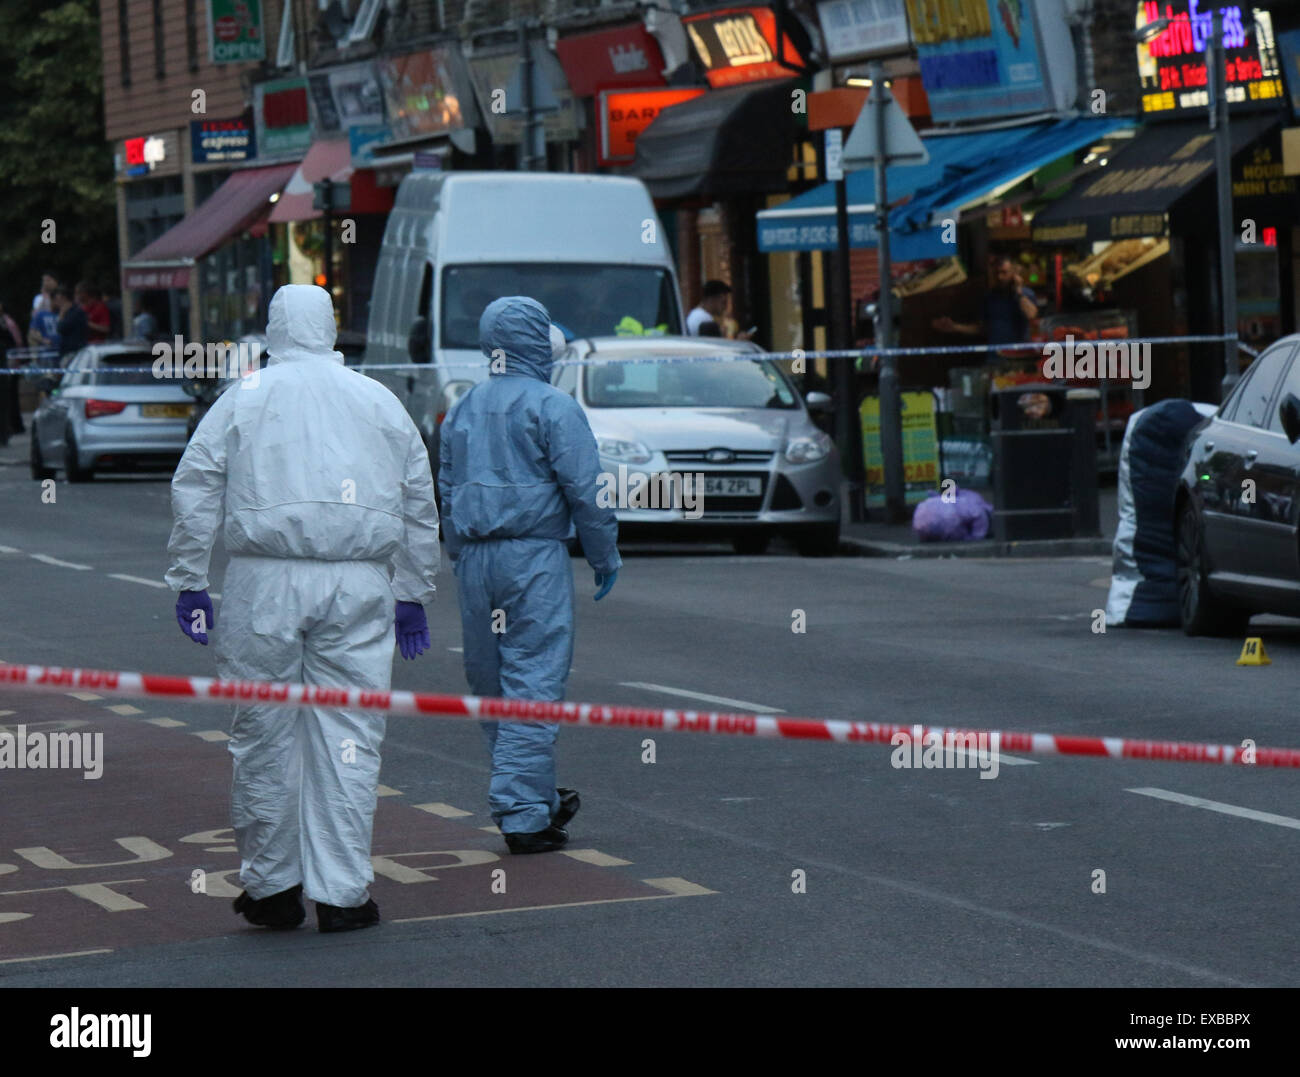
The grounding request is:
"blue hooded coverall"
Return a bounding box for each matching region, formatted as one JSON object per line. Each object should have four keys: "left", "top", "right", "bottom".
{"left": 438, "top": 296, "right": 621, "bottom": 834}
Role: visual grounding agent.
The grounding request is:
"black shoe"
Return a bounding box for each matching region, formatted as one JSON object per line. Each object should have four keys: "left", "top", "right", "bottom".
{"left": 504, "top": 824, "right": 569, "bottom": 855}
{"left": 552, "top": 787, "right": 580, "bottom": 829}
{"left": 316, "top": 898, "right": 381, "bottom": 933}
{"left": 232, "top": 884, "right": 305, "bottom": 929}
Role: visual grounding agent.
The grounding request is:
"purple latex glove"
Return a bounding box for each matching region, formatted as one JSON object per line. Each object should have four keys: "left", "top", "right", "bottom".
{"left": 395, "top": 600, "right": 430, "bottom": 660}
{"left": 176, "top": 590, "right": 214, "bottom": 645}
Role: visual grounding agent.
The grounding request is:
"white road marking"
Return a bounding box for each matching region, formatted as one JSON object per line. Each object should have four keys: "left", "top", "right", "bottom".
{"left": 105, "top": 704, "right": 143, "bottom": 715}
{"left": 30, "top": 554, "right": 92, "bottom": 570}
{"left": 65, "top": 692, "right": 101, "bottom": 702}
{"left": 192, "top": 730, "right": 230, "bottom": 742}
{"left": 562, "top": 849, "right": 632, "bottom": 867}
{"left": 393, "top": 888, "right": 714, "bottom": 924}
{"left": 618, "top": 682, "right": 785, "bottom": 714}
{"left": 0, "top": 545, "right": 21, "bottom": 554}
{"left": 414, "top": 802, "right": 473, "bottom": 818}
{"left": 0, "top": 948, "right": 113, "bottom": 965}
{"left": 720, "top": 796, "right": 756, "bottom": 802}
{"left": 477, "top": 825, "right": 500, "bottom": 833}
{"left": 643, "top": 877, "right": 718, "bottom": 896}
{"left": 145, "top": 717, "right": 185, "bottom": 728}
{"left": 0, "top": 710, "right": 13, "bottom": 717}
{"left": 107, "top": 573, "right": 168, "bottom": 588}
{"left": 448, "top": 646, "right": 463, "bottom": 653}
{"left": 376, "top": 784, "right": 402, "bottom": 797}
{"left": 1128, "top": 787, "right": 1300, "bottom": 831}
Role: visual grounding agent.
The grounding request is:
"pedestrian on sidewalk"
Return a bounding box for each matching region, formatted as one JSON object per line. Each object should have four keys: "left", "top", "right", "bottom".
{"left": 165, "top": 284, "right": 441, "bottom": 934}
{"left": 439, "top": 296, "right": 620, "bottom": 854}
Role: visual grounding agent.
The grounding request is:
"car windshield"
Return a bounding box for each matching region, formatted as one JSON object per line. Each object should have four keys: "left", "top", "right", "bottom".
{"left": 583, "top": 357, "right": 799, "bottom": 409}
{"left": 89, "top": 354, "right": 159, "bottom": 386}
{"left": 441, "top": 264, "right": 682, "bottom": 348}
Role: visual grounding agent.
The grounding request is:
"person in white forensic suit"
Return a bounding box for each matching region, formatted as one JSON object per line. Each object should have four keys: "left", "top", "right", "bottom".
{"left": 165, "top": 284, "right": 440, "bottom": 934}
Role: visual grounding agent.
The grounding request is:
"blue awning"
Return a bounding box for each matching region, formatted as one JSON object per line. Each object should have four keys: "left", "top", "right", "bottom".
{"left": 756, "top": 115, "right": 1133, "bottom": 257}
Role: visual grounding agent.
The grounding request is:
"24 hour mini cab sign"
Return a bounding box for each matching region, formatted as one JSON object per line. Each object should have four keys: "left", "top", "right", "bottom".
{"left": 208, "top": 0, "right": 265, "bottom": 64}
{"left": 1136, "top": 2, "right": 1282, "bottom": 114}
{"left": 682, "top": 7, "right": 806, "bottom": 87}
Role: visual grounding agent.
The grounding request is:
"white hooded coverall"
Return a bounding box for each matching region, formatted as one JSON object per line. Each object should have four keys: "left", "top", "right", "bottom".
{"left": 165, "top": 285, "right": 440, "bottom": 908}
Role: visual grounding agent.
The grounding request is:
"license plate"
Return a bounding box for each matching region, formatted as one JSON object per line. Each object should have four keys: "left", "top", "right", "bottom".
{"left": 140, "top": 404, "right": 191, "bottom": 418}
{"left": 702, "top": 476, "right": 761, "bottom": 497}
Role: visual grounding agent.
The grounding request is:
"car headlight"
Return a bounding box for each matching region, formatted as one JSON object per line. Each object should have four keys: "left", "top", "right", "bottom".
{"left": 598, "top": 438, "right": 653, "bottom": 465}
{"left": 785, "top": 432, "right": 832, "bottom": 464}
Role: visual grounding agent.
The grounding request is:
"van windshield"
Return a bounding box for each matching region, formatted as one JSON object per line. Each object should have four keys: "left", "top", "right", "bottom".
{"left": 441, "top": 264, "right": 682, "bottom": 348}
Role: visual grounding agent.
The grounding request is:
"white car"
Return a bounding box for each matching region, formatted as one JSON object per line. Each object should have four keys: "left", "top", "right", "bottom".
{"left": 31, "top": 343, "right": 193, "bottom": 481}
{"left": 553, "top": 336, "right": 841, "bottom": 556}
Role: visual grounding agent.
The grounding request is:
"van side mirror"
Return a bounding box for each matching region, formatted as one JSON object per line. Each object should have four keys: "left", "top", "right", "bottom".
{"left": 1281, "top": 392, "right": 1300, "bottom": 444}
{"left": 805, "top": 391, "right": 832, "bottom": 414}
{"left": 408, "top": 316, "right": 431, "bottom": 365}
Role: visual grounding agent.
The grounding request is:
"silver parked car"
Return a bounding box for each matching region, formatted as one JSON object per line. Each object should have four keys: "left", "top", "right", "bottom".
{"left": 553, "top": 336, "right": 841, "bottom": 556}
{"left": 30, "top": 343, "right": 193, "bottom": 482}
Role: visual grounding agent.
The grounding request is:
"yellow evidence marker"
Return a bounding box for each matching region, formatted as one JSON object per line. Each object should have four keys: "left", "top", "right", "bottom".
{"left": 1236, "top": 637, "right": 1271, "bottom": 666}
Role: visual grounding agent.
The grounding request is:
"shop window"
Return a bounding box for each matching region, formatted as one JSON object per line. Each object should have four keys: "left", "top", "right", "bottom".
{"left": 118, "top": 0, "right": 130, "bottom": 87}
{"left": 153, "top": 0, "right": 165, "bottom": 79}
{"left": 185, "top": 0, "right": 199, "bottom": 73}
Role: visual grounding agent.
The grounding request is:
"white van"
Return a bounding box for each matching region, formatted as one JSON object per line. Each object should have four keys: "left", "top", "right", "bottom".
{"left": 362, "top": 171, "right": 685, "bottom": 467}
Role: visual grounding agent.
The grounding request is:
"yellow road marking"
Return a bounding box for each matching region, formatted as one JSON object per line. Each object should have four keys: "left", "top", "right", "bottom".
{"left": 377, "top": 785, "right": 402, "bottom": 797}
{"left": 562, "top": 849, "right": 632, "bottom": 867}
{"left": 413, "top": 802, "right": 473, "bottom": 818}
{"left": 393, "top": 888, "right": 714, "bottom": 924}
{"left": 66, "top": 692, "right": 102, "bottom": 702}
{"left": 192, "top": 730, "right": 230, "bottom": 742}
{"left": 106, "top": 704, "right": 143, "bottom": 715}
{"left": 642, "top": 877, "right": 717, "bottom": 896}
{"left": 145, "top": 718, "right": 185, "bottom": 728}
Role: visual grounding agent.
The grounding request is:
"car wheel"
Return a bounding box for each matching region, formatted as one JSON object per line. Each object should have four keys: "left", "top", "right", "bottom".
{"left": 30, "top": 428, "right": 55, "bottom": 481}
{"left": 732, "top": 532, "right": 771, "bottom": 555}
{"left": 1176, "top": 503, "right": 1248, "bottom": 637}
{"left": 794, "top": 522, "right": 840, "bottom": 558}
{"left": 63, "top": 427, "right": 94, "bottom": 483}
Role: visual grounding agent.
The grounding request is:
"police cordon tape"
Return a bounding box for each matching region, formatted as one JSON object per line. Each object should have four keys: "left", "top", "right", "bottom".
{"left": 0, "top": 334, "right": 1256, "bottom": 376}
{"left": 1, "top": 661, "right": 1295, "bottom": 768}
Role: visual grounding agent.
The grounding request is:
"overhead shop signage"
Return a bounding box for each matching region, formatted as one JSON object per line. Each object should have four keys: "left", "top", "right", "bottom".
{"left": 309, "top": 62, "right": 386, "bottom": 135}
{"left": 467, "top": 44, "right": 578, "bottom": 146}
{"left": 556, "top": 24, "right": 667, "bottom": 97}
{"left": 905, "top": 0, "right": 1053, "bottom": 122}
{"left": 379, "top": 48, "right": 472, "bottom": 140}
{"left": 255, "top": 76, "right": 312, "bottom": 156}
{"left": 123, "top": 134, "right": 166, "bottom": 176}
{"left": 208, "top": 0, "right": 264, "bottom": 64}
{"left": 191, "top": 113, "right": 256, "bottom": 163}
{"left": 683, "top": 7, "right": 806, "bottom": 88}
{"left": 1232, "top": 130, "right": 1296, "bottom": 198}
{"left": 1136, "top": 3, "right": 1282, "bottom": 115}
{"left": 817, "top": 0, "right": 910, "bottom": 61}
{"left": 598, "top": 87, "right": 706, "bottom": 165}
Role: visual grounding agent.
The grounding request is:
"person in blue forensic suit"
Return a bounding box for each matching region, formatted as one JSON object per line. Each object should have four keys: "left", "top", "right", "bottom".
{"left": 438, "top": 296, "right": 620, "bottom": 854}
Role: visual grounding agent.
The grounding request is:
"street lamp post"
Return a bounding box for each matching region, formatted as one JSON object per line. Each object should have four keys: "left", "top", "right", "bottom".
{"left": 1208, "top": 8, "right": 1239, "bottom": 398}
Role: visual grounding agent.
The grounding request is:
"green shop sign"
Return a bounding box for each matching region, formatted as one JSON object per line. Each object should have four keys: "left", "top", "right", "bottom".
{"left": 209, "top": 0, "right": 265, "bottom": 64}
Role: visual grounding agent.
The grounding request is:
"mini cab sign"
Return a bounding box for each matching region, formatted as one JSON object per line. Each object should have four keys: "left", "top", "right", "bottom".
{"left": 683, "top": 7, "right": 805, "bottom": 88}
{"left": 599, "top": 88, "right": 706, "bottom": 165}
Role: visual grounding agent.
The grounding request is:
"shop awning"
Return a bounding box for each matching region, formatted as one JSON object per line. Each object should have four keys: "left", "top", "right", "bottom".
{"left": 269, "top": 139, "right": 352, "bottom": 223}
{"left": 122, "top": 162, "right": 297, "bottom": 289}
{"left": 1032, "top": 113, "right": 1281, "bottom": 244}
{"left": 757, "top": 115, "right": 1132, "bottom": 257}
{"left": 630, "top": 79, "right": 801, "bottom": 200}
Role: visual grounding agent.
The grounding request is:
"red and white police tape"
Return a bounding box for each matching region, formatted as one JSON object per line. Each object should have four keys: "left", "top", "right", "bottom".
{"left": 1, "top": 661, "right": 1296, "bottom": 768}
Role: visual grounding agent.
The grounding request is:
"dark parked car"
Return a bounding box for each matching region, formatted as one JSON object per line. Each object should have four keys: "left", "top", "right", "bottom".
{"left": 1176, "top": 334, "right": 1300, "bottom": 634}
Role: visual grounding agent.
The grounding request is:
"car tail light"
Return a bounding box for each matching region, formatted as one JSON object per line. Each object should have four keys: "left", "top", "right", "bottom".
{"left": 85, "top": 399, "right": 127, "bottom": 419}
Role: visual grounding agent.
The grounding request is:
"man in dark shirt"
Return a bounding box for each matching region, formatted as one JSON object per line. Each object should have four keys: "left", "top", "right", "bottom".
{"left": 53, "top": 287, "right": 88, "bottom": 358}
{"left": 932, "top": 257, "right": 1039, "bottom": 353}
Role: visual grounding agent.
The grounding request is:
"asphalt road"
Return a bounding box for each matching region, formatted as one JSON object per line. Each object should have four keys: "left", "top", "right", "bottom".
{"left": 1, "top": 447, "right": 1298, "bottom": 988}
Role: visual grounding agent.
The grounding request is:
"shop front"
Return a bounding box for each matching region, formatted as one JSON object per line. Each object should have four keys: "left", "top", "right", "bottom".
{"left": 628, "top": 4, "right": 816, "bottom": 341}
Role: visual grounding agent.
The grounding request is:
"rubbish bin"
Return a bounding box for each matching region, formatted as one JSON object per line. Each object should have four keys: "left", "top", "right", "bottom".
{"left": 990, "top": 383, "right": 1073, "bottom": 540}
